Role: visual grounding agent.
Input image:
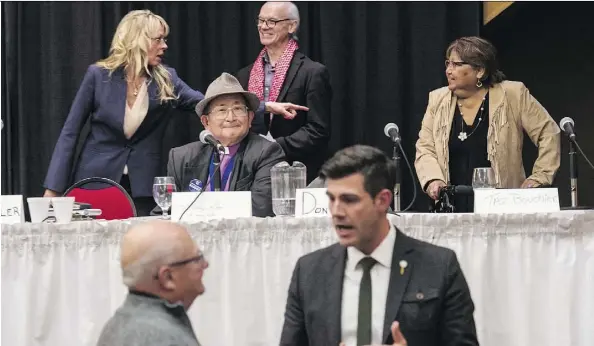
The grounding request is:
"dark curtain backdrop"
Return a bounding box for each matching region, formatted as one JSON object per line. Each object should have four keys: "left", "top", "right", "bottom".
{"left": 1, "top": 1, "right": 480, "bottom": 211}
{"left": 482, "top": 2, "right": 594, "bottom": 208}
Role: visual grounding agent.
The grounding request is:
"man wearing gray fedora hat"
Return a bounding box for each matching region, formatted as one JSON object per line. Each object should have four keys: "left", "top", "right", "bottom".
{"left": 166, "top": 73, "right": 285, "bottom": 217}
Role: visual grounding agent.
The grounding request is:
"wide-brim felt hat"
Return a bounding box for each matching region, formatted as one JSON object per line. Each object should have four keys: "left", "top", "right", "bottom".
{"left": 195, "top": 72, "right": 261, "bottom": 116}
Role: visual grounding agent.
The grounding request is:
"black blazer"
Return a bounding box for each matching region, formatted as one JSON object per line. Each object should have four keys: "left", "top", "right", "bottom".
{"left": 166, "top": 133, "right": 285, "bottom": 217}
{"left": 236, "top": 52, "right": 332, "bottom": 183}
{"left": 279, "top": 229, "right": 479, "bottom": 346}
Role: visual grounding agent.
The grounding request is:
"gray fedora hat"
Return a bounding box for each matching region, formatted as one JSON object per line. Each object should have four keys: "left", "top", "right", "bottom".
{"left": 195, "top": 72, "right": 261, "bottom": 116}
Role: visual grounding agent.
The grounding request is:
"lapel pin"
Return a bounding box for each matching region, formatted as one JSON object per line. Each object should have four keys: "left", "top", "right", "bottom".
{"left": 399, "top": 260, "right": 408, "bottom": 275}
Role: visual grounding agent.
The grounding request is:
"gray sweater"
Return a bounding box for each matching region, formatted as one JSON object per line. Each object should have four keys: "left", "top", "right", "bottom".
{"left": 96, "top": 291, "right": 201, "bottom": 346}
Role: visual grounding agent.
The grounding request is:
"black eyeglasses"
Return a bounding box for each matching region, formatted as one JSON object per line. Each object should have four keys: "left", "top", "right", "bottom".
{"left": 168, "top": 253, "right": 204, "bottom": 267}
{"left": 153, "top": 253, "right": 205, "bottom": 279}
{"left": 256, "top": 17, "right": 292, "bottom": 28}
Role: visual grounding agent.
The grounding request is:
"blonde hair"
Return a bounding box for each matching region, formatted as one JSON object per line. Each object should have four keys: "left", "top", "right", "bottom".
{"left": 96, "top": 10, "right": 177, "bottom": 103}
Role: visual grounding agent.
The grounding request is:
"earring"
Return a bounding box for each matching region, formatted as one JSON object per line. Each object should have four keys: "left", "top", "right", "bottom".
{"left": 476, "top": 79, "right": 483, "bottom": 88}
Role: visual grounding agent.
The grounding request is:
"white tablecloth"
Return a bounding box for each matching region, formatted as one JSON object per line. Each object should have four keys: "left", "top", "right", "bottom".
{"left": 2, "top": 211, "right": 594, "bottom": 346}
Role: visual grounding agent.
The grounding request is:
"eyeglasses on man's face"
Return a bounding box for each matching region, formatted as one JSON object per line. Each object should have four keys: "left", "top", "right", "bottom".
{"left": 167, "top": 253, "right": 205, "bottom": 267}
{"left": 208, "top": 105, "right": 249, "bottom": 119}
{"left": 153, "top": 252, "right": 206, "bottom": 279}
{"left": 256, "top": 17, "right": 292, "bottom": 28}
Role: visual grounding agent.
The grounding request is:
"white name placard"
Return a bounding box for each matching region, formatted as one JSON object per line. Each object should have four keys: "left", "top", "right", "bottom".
{"left": 295, "top": 188, "right": 331, "bottom": 217}
{"left": 474, "top": 188, "right": 560, "bottom": 214}
{"left": 0, "top": 195, "right": 25, "bottom": 224}
{"left": 171, "top": 191, "right": 251, "bottom": 222}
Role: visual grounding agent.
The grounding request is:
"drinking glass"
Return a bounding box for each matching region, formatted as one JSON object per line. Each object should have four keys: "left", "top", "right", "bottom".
{"left": 472, "top": 167, "right": 496, "bottom": 189}
{"left": 153, "top": 177, "right": 176, "bottom": 218}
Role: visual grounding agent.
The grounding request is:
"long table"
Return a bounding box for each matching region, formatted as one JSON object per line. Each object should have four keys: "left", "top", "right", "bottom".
{"left": 2, "top": 211, "right": 594, "bottom": 346}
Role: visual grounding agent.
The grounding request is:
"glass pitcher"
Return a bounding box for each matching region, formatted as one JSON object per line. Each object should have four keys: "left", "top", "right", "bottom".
{"left": 270, "top": 161, "right": 307, "bottom": 216}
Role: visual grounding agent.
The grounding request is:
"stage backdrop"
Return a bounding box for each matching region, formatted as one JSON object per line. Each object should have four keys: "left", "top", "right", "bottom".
{"left": 1, "top": 1, "right": 480, "bottom": 211}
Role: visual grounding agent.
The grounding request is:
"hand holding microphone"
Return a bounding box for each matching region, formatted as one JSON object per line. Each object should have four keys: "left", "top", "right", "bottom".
{"left": 427, "top": 180, "right": 446, "bottom": 200}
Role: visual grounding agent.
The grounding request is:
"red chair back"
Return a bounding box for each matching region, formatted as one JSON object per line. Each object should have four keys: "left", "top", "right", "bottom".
{"left": 64, "top": 177, "right": 136, "bottom": 220}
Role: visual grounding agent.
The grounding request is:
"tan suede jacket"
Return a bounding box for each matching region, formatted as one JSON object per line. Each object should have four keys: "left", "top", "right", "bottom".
{"left": 415, "top": 81, "right": 561, "bottom": 190}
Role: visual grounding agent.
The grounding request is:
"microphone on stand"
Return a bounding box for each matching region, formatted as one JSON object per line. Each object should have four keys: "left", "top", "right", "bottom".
{"left": 199, "top": 130, "right": 224, "bottom": 191}
{"left": 384, "top": 123, "right": 401, "bottom": 144}
{"left": 383, "top": 122, "right": 417, "bottom": 212}
{"left": 558, "top": 117, "right": 593, "bottom": 210}
{"left": 559, "top": 117, "right": 576, "bottom": 141}
{"left": 430, "top": 185, "right": 474, "bottom": 213}
{"left": 560, "top": 118, "right": 579, "bottom": 207}
{"left": 200, "top": 130, "right": 226, "bottom": 155}
{"left": 384, "top": 123, "right": 402, "bottom": 211}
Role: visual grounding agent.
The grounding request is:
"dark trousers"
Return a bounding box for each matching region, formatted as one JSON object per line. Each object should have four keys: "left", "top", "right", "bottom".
{"left": 120, "top": 174, "right": 156, "bottom": 217}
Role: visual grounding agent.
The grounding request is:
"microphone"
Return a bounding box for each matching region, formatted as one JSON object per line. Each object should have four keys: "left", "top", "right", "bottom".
{"left": 439, "top": 185, "right": 474, "bottom": 196}
{"left": 559, "top": 117, "right": 576, "bottom": 141}
{"left": 384, "top": 123, "right": 401, "bottom": 143}
{"left": 384, "top": 123, "right": 403, "bottom": 210}
{"left": 199, "top": 130, "right": 226, "bottom": 154}
{"left": 431, "top": 185, "right": 474, "bottom": 213}
{"left": 452, "top": 185, "right": 474, "bottom": 195}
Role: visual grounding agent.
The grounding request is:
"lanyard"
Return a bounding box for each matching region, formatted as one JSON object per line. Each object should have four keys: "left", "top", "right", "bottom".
{"left": 208, "top": 153, "right": 235, "bottom": 191}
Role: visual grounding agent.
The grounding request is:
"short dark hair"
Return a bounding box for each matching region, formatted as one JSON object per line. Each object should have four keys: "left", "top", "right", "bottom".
{"left": 319, "top": 145, "right": 396, "bottom": 198}
{"left": 446, "top": 36, "right": 507, "bottom": 87}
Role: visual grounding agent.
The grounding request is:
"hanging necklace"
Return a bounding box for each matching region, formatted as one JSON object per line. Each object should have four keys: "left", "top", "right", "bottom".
{"left": 127, "top": 77, "right": 145, "bottom": 96}
{"left": 457, "top": 93, "right": 487, "bottom": 141}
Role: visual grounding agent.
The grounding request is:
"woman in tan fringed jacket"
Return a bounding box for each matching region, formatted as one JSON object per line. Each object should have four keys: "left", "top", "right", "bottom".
{"left": 415, "top": 36, "right": 560, "bottom": 212}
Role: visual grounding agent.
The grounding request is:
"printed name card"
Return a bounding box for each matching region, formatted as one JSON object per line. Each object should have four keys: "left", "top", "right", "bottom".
{"left": 1, "top": 195, "right": 25, "bottom": 224}
{"left": 295, "top": 188, "right": 331, "bottom": 217}
{"left": 474, "top": 188, "right": 560, "bottom": 214}
{"left": 171, "top": 191, "right": 252, "bottom": 222}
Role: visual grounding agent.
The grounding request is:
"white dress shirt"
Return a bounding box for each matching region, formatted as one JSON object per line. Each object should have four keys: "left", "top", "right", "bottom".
{"left": 341, "top": 221, "right": 397, "bottom": 346}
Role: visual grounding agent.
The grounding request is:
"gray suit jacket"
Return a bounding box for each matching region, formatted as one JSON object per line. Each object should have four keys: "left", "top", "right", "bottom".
{"left": 167, "top": 132, "right": 285, "bottom": 217}
{"left": 279, "top": 229, "right": 479, "bottom": 346}
{"left": 96, "top": 291, "right": 200, "bottom": 346}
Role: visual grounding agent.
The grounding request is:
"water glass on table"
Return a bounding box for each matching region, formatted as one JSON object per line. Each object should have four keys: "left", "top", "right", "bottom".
{"left": 153, "top": 177, "right": 176, "bottom": 219}
{"left": 271, "top": 161, "right": 306, "bottom": 216}
{"left": 472, "top": 167, "right": 496, "bottom": 189}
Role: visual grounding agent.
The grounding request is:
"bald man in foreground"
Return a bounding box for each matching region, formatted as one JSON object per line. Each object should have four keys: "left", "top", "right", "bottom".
{"left": 96, "top": 221, "right": 208, "bottom": 346}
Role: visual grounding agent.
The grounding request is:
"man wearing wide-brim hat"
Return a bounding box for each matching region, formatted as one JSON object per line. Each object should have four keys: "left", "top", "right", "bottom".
{"left": 166, "top": 73, "right": 285, "bottom": 217}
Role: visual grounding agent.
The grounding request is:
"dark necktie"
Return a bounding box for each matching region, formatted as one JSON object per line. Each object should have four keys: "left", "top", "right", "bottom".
{"left": 357, "top": 256, "right": 377, "bottom": 346}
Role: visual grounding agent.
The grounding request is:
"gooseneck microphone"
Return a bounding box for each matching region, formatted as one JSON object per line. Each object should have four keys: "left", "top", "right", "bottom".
{"left": 199, "top": 130, "right": 226, "bottom": 155}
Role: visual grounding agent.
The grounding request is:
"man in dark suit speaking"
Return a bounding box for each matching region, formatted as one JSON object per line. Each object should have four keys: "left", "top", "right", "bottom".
{"left": 166, "top": 73, "right": 285, "bottom": 217}
{"left": 279, "top": 145, "right": 479, "bottom": 346}
{"left": 237, "top": 1, "right": 332, "bottom": 183}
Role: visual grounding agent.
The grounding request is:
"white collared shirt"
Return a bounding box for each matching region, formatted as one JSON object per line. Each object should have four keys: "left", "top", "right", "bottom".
{"left": 341, "top": 220, "right": 397, "bottom": 346}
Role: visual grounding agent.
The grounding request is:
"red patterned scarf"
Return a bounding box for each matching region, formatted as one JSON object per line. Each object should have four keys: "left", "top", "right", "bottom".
{"left": 247, "top": 39, "right": 299, "bottom": 103}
